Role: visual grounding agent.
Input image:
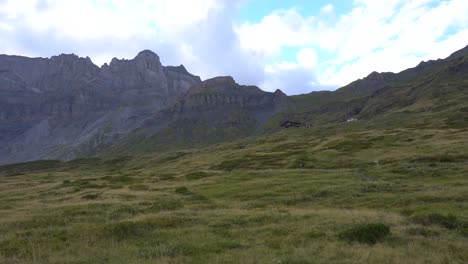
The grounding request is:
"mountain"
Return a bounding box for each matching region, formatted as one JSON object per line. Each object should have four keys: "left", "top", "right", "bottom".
{"left": 276, "top": 44, "right": 468, "bottom": 129}
{"left": 110, "top": 44, "right": 467, "bottom": 157}
{"left": 0, "top": 51, "right": 201, "bottom": 164}
{"left": 0, "top": 45, "right": 467, "bottom": 164}
{"left": 104, "top": 76, "right": 289, "bottom": 155}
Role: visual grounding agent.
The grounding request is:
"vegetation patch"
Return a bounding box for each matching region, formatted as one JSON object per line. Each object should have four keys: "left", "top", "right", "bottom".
{"left": 81, "top": 193, "right": 100, "bottom": 200}
{"left": 410, "top": 213, "right": 462, "bottom": 229}
{"left": 103, "top": 221, "right": 158, "bottom": 240}
{"left": 324, "top": 138, "right": 372, "bottom": 152}
{"left": 410, "top": 153, "right": 468, "bottom": 163}
{"left": 406, "top": 227, "right": 440, "bottom": 237}
{"left": 0, "top": 160, "right": 62, "bottom": 176}
{"left": 338, "top": 223, "right": 391, "bottom": 244}
{"left": 158, "top": 173, "right": 176, "bottom": 181}
{"left": 102, "top": 175, "right": 136, "bottom": 184}
{"left": 212, "top": 153, "right": 287, "bottom": 171}
{"left": 103, "top": 156, "right": 133, "bottom": 166}
{"left": 61, "top": 179, "right": 104, "bottom": 189}
{"left": 138, "top": 242, "right": 187, "bottom": 258}
{"left": 175, "top": 186, "right": 190, "bottom": 195}
{"left": 129, "top": 184, "right": 150, "bottom": 191}
{"left": 150, "top": 198, "right": 184, "bottom": 211}
{"left": 185, "top": 171, "right": 210, "bottom": 180}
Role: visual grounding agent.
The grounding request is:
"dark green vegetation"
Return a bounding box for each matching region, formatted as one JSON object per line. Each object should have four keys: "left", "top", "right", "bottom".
{"left": 338, "top": 223, "right": 391, "bottom": 244}
{"left": 1, "top": 123, "right": 467, "bottom": 263}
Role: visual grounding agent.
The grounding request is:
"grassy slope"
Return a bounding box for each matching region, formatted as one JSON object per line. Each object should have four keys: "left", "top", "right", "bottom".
{"left": 1, "top": 121, "right": 467, "bottom": 263}
{"left": 269, "top": 48, "right": 468, "bottom": 131}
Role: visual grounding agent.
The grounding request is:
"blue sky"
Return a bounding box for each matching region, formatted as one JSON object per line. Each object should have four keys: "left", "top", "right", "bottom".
{"left": 239, "top": 0, "right": 353, "bottom": 23}
{"left": 0, "top": 0, "right": 467, "bottom": 94}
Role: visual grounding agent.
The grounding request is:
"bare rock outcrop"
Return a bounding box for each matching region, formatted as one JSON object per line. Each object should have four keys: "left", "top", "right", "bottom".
{"left": 0, "top": 50, "right": 201, "bottom": 164}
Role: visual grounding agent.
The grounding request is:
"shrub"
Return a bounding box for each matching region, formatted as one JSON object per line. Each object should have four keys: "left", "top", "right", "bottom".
{"left": 406, "top": 227, "right": 440, "bottom": 237}
{"left": 158, "top": 173, "right": 176, "bottom": 180}
{"left": 213, "top": 159, "right": 245, "bottom": 171}
{"left": 129, "top": 184, "right": 150, "bottom": 191}
{"left": 138, "top": 242, "right": 186, "bottom": 258}
{"left": 175, "top": 186, "right": 190, "bottom": 195}
{"left": 459, "top": 227, "right": 468, "bottom": 237}
{"left": 185, "top": 171, "right": 210, "bottom": 180}
{"left": 102, "top": 175, "right": 135, "bottom": 184}
{"left": 150, "top": 199, "right": 183, "bottom": 211}
{"left": 81, "top": 193, "right": 100, "bottom": 200}
{"left": 411, "top": 213, "right": 460, "bottom": 229}
{"left": 104, "top": 221, "right": 150, "bottom": 240}
{"left": 338, "top": 223, "right": 391, "bottom": 244}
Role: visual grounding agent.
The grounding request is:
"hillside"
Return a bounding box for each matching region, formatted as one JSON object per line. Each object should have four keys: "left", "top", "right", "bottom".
{"left": 0, "top": 119, "right": 467, "bottom": 263}
{"left": 101, "top": 45, "right": 468, "bottom": 157}
{"left": 274, "top": 44, "right": 468, "bottom": 129}
{"left": 104, "top": 76, "right": 289, "bottom": 155}
{"left": 0, "top": 51, "right": 200, "bottom": 164}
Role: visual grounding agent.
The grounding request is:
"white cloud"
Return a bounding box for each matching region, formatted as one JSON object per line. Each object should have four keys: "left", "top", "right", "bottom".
{"left": 262, "top": 48, "right": 329, "bottom": 94}
{"left": 0, "top": 0, "right": 467, "bottom": 95}
{"left": 235, "top": 9, "right": 316, "bottom": 58}
{"left": 0, "top": 0, "right": 264, "bottom": 86}
{"left": 321, "top": 4, "right": 334, "bottom": 14}
{"left": 0, "top": 0, "right": 221, "bottom": 38}
{"left": 237, "top": 0, "right": 468, "bottom": 90}
{"left": 296, "top": 48, "right": 317, "bottom": 69}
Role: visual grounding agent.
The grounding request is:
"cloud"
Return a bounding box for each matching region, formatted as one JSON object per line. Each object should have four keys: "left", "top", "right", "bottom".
{"left": 261, "top": 48, "right": 329, "bottom": 94}
{"left": 236, "top": 0, "right": 468, "bottom": 90}
{"left": 0, "top": 0, "right": 263, "bottom": 86}
{"left": 236, "top": 9, "right": 316, "bottom": 58}
{"left": 321, "top": 4, "right": 334, "bottom": 14}
{"left": 0, "top": 0, "right": 467, "bottom": 95}
{"left": 159, "top": 1, "right": 265, "bottom": 86}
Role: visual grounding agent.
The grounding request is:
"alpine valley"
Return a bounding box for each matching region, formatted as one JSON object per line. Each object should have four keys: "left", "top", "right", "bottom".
{"left": 0, "top": 45, "right": 467, "bottom": 263}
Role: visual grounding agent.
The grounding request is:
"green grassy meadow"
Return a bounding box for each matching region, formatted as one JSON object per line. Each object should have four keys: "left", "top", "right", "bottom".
{"left": 1, "top": 123, "right": 467, "bottom": 263}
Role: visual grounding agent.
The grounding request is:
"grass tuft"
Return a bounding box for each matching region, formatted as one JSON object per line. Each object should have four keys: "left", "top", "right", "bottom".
{"left": 338, "top": 223, "right": 391, "bottom": 244}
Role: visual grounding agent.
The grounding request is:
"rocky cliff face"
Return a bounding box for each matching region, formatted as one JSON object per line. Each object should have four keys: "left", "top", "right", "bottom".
{"left": 174, "top": 76, "right": 287, "bottom": 112}
{"left": 0, "top": 50, "right": 201, "bottom": 164}
{"left": 104, "top": 76, "right": 289, "bottom": 155}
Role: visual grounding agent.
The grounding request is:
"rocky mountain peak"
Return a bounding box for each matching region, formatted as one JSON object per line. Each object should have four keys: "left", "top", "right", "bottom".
{"left": 51, "top": 53, "right": 79, "bottom": 60}
{"left": 187, "top": 76, "right": 245, "bottom": 97}
{"left": 49, "top": 53, "right": 99, "bottom": 73}
{"left": 136, "top": 49, "right": 159, "bottom": 58}
{"left": 201, "top": 76, "right": 236, "bottom": 88}
{"left": 135, "top": 49, "right": 161, "bottom": 63}
{"left": 0, "top": 50, "right": 202, "bottom": 164}
{"left": 106, "top": 51, "right": 163, "bottom": 76}
{"left": 365, "top": 71, "right": 382, "bottom": 80}
{"left": 448, "top": 44, "right": 468, "bottom": 60}
{"left": 274, "top": 89, "right": 286, "bottom": 97}
{"left": 165, "top": 64, "right": 189, "bottom": 75}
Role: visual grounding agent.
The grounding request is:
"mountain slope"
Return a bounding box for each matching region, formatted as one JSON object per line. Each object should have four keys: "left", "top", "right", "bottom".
{"left": 105, "top": 76, "right": 290, "bottom": 155}
{"left": 1, "top": 114, "right": 467, "bottom": 263}
{"left": 276, "top": 44, "right": 468, "bottom": 129}
{"left": 0, "top": 45, "right": 467, "bottom": 164}
{"left": 109, "top": 44, "right": 468, "bottom": 157}
{"left": 0, "top": 51, "right": 201, "bottom": 164}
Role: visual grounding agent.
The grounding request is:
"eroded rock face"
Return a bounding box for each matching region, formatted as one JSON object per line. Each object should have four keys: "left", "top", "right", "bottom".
{"left": 112, "top": 76, "right": 290, "bottom": 153}
{"left": 0, "top": 51, "right": 201, "bottom": 164}
{"left": 179, "top": 76, "right": 288, "bottom": 111}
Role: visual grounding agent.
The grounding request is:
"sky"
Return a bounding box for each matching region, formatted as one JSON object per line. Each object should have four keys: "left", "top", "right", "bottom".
{"left": 0, "top": 0, "right": 467, "bottom": 95}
